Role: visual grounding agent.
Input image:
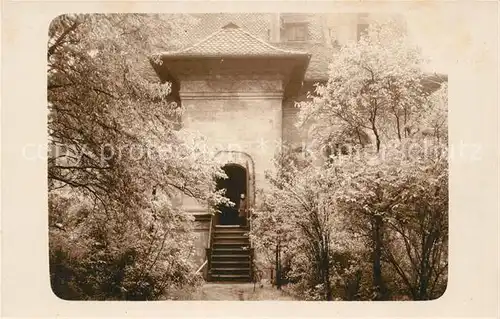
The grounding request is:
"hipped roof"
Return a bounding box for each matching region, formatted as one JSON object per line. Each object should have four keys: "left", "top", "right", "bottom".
{"left": 156, "top": 22, "right": 309, "bottom": 58}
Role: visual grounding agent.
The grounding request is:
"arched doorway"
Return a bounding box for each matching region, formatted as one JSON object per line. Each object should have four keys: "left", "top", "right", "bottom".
{"left": 215, "top": 164, "right": 247, "bottom": 225}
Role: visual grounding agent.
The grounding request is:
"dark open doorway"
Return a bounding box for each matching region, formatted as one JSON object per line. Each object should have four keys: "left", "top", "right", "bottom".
{"left": 215, "top": 164, "right": 247, "bottom": 225}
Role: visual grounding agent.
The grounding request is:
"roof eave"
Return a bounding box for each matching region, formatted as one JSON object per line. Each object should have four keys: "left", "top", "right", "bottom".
{"left": 149, "top": 53, "right": 312, "bottom": 85}
{"left": 153, "top": 53, "right": 310, "bottom": 61}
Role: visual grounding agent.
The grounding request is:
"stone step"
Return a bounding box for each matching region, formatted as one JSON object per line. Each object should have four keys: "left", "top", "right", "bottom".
{"left": 213, "top": 237, "right": 249, "bottom": 242}
{"left": 212, "top": 268, "right": 250, "bottom": 275}
{"left": 210, "top": 225, "right": 252, "bottom": 282}
{"left": 214, "top": 226, "right": 249, "bottom": 234}
{"left": 212, "top": 248, "right": 250, "bottom": 255}
{"left": 213, "top": 233, "right": 250, "bottom": 242}
{"left": 213, "top": 235, "right": 249, "bottom": 241}
{"left": 211, "top": 270, "right": 251, "bottom": 276}
{"left": 211, "top": 254, "right": 250, "bottom": 260}
{"left": 210, "top": 274, "right": 251, "bottom": 282}
{"left": 214, "top": 227, "right": 249, "bottom": 234}
{"left": 213, "top": 243, "right": 250, "bottom": 250}
{"left": 215, "top": 225, "right": 247, "bottom": 228}
{"left": 213, "top": 244, "right": 250, "bottom": 248}
{"left": 211, "top": 260, "right": 250, "bottom": 267}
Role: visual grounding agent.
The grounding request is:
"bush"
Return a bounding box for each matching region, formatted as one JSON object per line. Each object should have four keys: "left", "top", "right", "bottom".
{"left": 49, "top": 192, "right": 202, "bottom": 300}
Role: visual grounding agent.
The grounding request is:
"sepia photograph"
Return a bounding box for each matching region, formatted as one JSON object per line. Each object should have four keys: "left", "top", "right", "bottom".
{"left": 47, "top": 12, "right": 450, "bottom": 301}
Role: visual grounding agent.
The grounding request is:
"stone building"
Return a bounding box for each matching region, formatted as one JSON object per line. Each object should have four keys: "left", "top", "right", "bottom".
{"left": 150, "top": 13, "right": 447, "bottom": 282}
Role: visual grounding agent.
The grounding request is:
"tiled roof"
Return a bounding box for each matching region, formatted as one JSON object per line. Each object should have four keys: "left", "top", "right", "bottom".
{"left": 170, "top": 13, "right": 272, "bottom": 49}
{"left": 276, "top": 42, "right": 335, "bottom": 80}
{"left": 155, "top": 13, "right": 329, "bottom": 80}
{"left": 168, "top": 13, "right": 326, "bottom": 50}
{"left": 159, "top": 23, "right": 309, "bottom": 58}
{"left": 421, "top": 73, "right": 448, "bottom": 93}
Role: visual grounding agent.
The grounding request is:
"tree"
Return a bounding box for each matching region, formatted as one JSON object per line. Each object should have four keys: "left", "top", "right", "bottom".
{"left": 383, "top": 140, "right": 448, "bottom": 299}
{"left": 257, "top": 19, "right": 450, "bottom": 301}
{"left": 255, "top": 139, "right": 448, "bottom": 301}
{"left": 335, "top": 139, "right": 448, "bottom": 300}
{"left": 250, "top": 146, "right": 305, "bottom": 290}
{"left": 295, "top": 19, "right": 447, "bottom": 300}
{"left": 47, "top": 14, "right": 227, "bottom": 300}
{"left": 252, "top": 146, "right": 366, "bottom": 300}
{"left": 297, "top": 19, "right": 430, "bottom": 154}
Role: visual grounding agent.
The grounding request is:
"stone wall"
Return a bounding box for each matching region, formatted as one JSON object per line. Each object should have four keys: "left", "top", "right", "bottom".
{"left": 193, "top": 215, "right": 211, "bottom": 278}
{"left": 180, "top": 76, "right": 284, "bottom": 212}
{"left": 282, "top": 82, "right": 320, "bottom": 148}
{"left": 179, "top": 75, "right": 285, "bottom": 273}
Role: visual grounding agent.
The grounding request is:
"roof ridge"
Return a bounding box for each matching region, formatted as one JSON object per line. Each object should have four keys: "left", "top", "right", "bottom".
{"left": 166, "top": 26, "right": 227, "bottom": 55}
{"left": 222, "top": 22, "right": 239, "bottom": 29}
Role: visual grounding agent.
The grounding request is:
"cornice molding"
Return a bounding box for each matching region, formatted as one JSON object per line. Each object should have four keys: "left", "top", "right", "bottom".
{"left": 180, "top": 91, "right": 283, "bottom": 100}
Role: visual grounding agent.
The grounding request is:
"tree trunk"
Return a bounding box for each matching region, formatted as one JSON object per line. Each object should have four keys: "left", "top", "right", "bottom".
{"left": 372, "top": 215, "right": 385, "bottom": 300}
{"left": 322, "top": 234, "right": 333, "bottom": 300}
{"left": 403, "top": 107, "right": 409, "bottom": 138}
{"left": 417, "top": 230, "right": 436, "bottom": 300}
{"left": 355, "top": 128, "right": 365, "bottom": 148}
{"left": 275, "top": 241, "right": 282, "bottom": 290}
{"left": 371, "top": 120, "right": 381, "bottom": 152}
{"left": 395, "top": 113, "right": 402, "bottom": 141}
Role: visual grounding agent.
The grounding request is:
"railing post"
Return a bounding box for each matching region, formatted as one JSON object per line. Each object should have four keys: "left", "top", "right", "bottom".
{"left": 248, "top": 208, "right": 255, "bottom": 283}
{"left": 207, "top": 213, "right": 213, "bottom": 249}
{"left": 203, "top": 213, "right": 215, "bottom": 281}
{"left": 205, "top": 247, "right": 212, "bottom": 281}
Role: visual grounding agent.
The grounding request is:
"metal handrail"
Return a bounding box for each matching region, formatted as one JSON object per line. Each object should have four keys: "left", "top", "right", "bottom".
{"left": 249, "top": 208, "right": 253, "bottom": 248}
{"left": 204, "top": 212, "right": 216, "bottom": 281}
{"left": 207, "top": 213, "right": 214, "bottom": 249}
{"left": 195, "top": 259, "right": 208, "bottom": 274}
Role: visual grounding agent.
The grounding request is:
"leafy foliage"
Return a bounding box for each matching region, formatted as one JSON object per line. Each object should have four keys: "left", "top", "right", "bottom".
{"left": 335, "top": 139, "right": 448, "bottom": 300}
{"left": 297, "top": 19, "right": 434, "bottom": 152}
{"left": 48, "top": 14, "right": 226, "bottom": 300}
{"left": 253, "top": 139, "right": 448, "bottom": 300}
{"left": 252, "top": 20, "right": 448, "bottom": 301}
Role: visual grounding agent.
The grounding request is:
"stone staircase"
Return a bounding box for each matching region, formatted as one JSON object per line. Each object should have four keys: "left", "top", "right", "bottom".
{"left": 209, "top": 225, "right": 252, "bottom": 282}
